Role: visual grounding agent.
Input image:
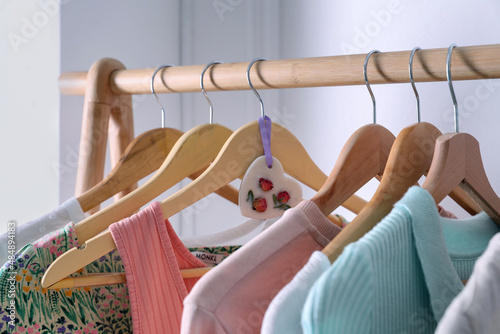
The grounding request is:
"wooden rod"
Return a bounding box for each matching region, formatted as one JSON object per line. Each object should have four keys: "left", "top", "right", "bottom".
{"left": 59, "top": 44, "right": 500, "bottom": 96}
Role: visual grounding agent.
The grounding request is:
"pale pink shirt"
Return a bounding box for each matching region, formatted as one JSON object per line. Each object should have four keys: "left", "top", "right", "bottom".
{"left": 110, "top": 201, "right": 208, "bottom": 334}
{"left": 181, "top": 200, "right": 342, "bottom": 334}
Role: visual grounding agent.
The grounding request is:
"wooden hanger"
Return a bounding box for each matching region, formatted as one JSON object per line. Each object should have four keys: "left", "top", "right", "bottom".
{"left": 77, "top": 127, "right": 240, "bottom": 213}
{"left": 41, "top": 64, "right": 243, "bottom": 289}
{"left": 74, "top": 63, "right": 243, "bottom": 243}
{"left": 321, "top": 47, "right": 481, "bottom": 263}
{"left": 310, "top": 123, "right": 479, "bottom": 217}
{"left": 42, "top": 120, "right": 366, "bottom": 288}
{"left": 42, "top": 122, "right": 236, "bottom": 289}
{"left": 312, "top": 51, "right": 394, "bottom": 215}
{"left": 46, "top": 268, "right": 212, "bottom": 289}
{"left": 312, "top": 48, "right": 480, "bottom": 217}
{"left": 156, "top": 57, "right": 366, "bottom": 218}
{"left": 423, "top": 132, "right": 500, "bottom": 225}
{"left": 423, "top": 44, "right": 500, "bottom": 225}
{"left": 322, "top": 121, "right": 442, "bottom": 263}
{"left": 43, "top": 61, "right": 366, "bottom": 288}
{"left": 311, "top": 123, "right": 395, "bottom": 215}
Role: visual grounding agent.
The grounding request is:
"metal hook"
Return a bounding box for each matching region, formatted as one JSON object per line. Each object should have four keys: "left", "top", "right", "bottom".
{"left": 151, "top": 64, "right": 174, "bottom": 128}
{"left": 364, "top": 50, "right": 380, "bottom": 124}
{"left": 247, "top": 58, "right": 267, "bottom": 118}
{"left": 446, "top": 44, "right": 459, "bottom": 133}
{"left": 201, "top": 61, "right": 223, "bottom": 124}
{"left": 409, "top": 47, "right": 421, "bottom": 123}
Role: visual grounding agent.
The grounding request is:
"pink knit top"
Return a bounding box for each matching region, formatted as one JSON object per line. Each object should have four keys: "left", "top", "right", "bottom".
{"left": 109, "top": 202, "right": 207, "bottom": 334}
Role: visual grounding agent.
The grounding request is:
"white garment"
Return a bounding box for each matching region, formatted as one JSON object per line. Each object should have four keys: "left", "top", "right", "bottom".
{"left": 261, "top": 251, "right": 330, "bottom": 334}
{"left": 436, "top": 232, "right": 500, "bottom": 334}
{"left": 181, "top": 217, "right": 279, "bottom": 248}
{"left": 0, "top": 197, "right": 87, "bottom": 266}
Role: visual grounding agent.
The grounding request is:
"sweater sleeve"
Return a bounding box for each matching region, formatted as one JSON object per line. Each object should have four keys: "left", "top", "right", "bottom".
{"left": 181, "top": 303, "right": 228, "bottom": 334}
{"left": 301, "top": 244, "right": 373, "bottom": 334}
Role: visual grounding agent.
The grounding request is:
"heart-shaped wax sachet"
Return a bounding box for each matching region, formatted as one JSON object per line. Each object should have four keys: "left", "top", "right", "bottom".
{"left": 239, "top": 156, "right": 302, "bottom": 219}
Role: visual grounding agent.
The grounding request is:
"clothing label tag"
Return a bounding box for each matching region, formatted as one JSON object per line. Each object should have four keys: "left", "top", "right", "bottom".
{"left": 191, "top": 252, "right": 226, "bottom": 266}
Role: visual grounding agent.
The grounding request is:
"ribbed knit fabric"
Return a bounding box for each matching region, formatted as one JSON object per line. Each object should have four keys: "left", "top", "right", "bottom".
{"left": 436, "top": 232, "right": 500, "bottom": 334}
{"left": 302, "top": 186, "right": 500, "bottom": 334}
{"left": 261, "top": 251, "right": 330, "bottom": 334}
{"left": 110, "top": 201, "right": 208, "bottom": 334}
{"left": 181, "top": 200, "right": 342, "bottom": 334}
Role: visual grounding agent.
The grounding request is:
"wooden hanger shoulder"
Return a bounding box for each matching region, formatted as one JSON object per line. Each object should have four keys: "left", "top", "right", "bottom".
{"left": 78, "top": 128, "right": 184, "bottom": 212}
{"left": 322, "top": 122, "right": 441, "bottom": 263}
{"left": 311, "top": 123, "right": 395, "bottom": 216}
{"left": 159, "top": 120, "right": 367, "bottom": 218}
{"left": 42, "top": 123, "right": 234, "bottom": 288}
{"left": 74, "top": 123, "right": 234, "bottom": 244}
{"left": 43, "top": 120, "right": 365, "bottom": 288}
{"left": 423, "top": 132, "right": 500, "bottom": 224}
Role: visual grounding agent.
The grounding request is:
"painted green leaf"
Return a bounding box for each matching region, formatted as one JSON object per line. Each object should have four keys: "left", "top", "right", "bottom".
{"left": 79, "top": 302, "right": 87, "bottom": 324}
{"left": 273, "top": 194, "right": 278, "bottom": 206}
{"left": 60, "top": 305, "right": 77, "bottom": 323}
{"left": 28, "top": 303, "right": 35, "bottom": 323}
{"left": 274, "top": 204, "right": 291, "bottom": 210}
{"left": 247, "top": 190, "right": 254, "bottom": 202}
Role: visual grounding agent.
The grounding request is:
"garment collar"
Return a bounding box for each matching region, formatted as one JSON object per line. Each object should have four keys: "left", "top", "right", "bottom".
{"left": 395, "top": 186, "right": 498, "bottom": 322}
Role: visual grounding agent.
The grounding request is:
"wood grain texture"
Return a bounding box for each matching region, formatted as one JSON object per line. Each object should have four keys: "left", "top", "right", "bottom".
{"left": 108, "top": 94, "right": 136, "bottom": 202}
{"left": 158, "top": 121, "right": 366, "bottom": 218}
{"left": 74, "top": 123, "right": 235, "bottom": 244}
{"left": 322, "top": 122, "right": 442, "bottom": 263}
{"left": 75, "top": 58, "right": 135, "bottom": 213}
{"left": 423, "top": 133, "right": 500, "bottom": 224}
{"left": 43, "top": 121, "right": 367, "bottom": 288}
{"left": 46, "top": 267, "right": 211, "bottom": 289}
{"left": 311, "top": 124, "right": 395, "bottom": 216}
{"left": 60, "top": 44, "right": 500, "bottom": 95}
{"left": 78, "top": 128, "right": 184, "bottom": 212}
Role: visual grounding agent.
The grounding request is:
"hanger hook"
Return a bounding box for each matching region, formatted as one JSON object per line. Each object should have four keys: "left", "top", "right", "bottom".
{"left": 201, "top": 61, "right": 223, "bottom": 124}
{"left": 247, "top": 58, "right": 267, "bottom": 118}
{"left": 409, "top": 47, "right": 421, "bottom": 123}
{"left": 151, "top": 64, "right": 174, "bottom": 128}
{"left": 446, "top": 44, "right": 459, "bottom": 133}
{"left": 364, "top": 50, "right": 380, "bottom": 124}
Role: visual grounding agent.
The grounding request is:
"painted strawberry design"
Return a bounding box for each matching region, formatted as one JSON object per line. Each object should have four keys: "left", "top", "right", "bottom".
{"left": 277, "top": 191, "right": 290, "bottom": 204}
{"left": 252, "top": 198, "right": 267, "bottom": 212}
{"left": 259, "top": 178, "right": 274, "bottom": 192}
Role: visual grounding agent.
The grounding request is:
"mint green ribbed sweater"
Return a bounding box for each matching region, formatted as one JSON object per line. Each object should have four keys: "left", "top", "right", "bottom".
{"left": 302, "top": 186, "right": 500, "bottom": 334}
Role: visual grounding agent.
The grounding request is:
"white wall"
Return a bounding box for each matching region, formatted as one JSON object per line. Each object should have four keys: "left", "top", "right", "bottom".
{"left": 0, "top": 0, "right": 60, "bottom": 233}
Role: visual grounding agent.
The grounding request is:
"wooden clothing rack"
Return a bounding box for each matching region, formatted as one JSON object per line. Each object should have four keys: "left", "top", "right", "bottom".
{"left": 74, "top": 59, "right": 136, "bottom": 209}
{"left": 70, "top": 44, "right": 500, "bottom": 200}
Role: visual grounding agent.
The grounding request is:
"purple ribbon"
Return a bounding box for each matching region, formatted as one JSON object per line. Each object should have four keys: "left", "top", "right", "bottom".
{"left": 258, "top": 116, "right": 273, "bottom": 168}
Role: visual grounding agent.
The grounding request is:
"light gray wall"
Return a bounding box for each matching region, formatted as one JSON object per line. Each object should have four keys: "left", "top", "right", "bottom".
{"left": 59, "top": 0, "right": 185, "bottom": 228}
{"left": 0, "top": 0, "right": 60, "bottom": 233}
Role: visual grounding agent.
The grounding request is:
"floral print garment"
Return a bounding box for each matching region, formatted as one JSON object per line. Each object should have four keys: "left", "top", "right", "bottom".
{"left": 0, "top": 222, "right": 240, "bottom": 334}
